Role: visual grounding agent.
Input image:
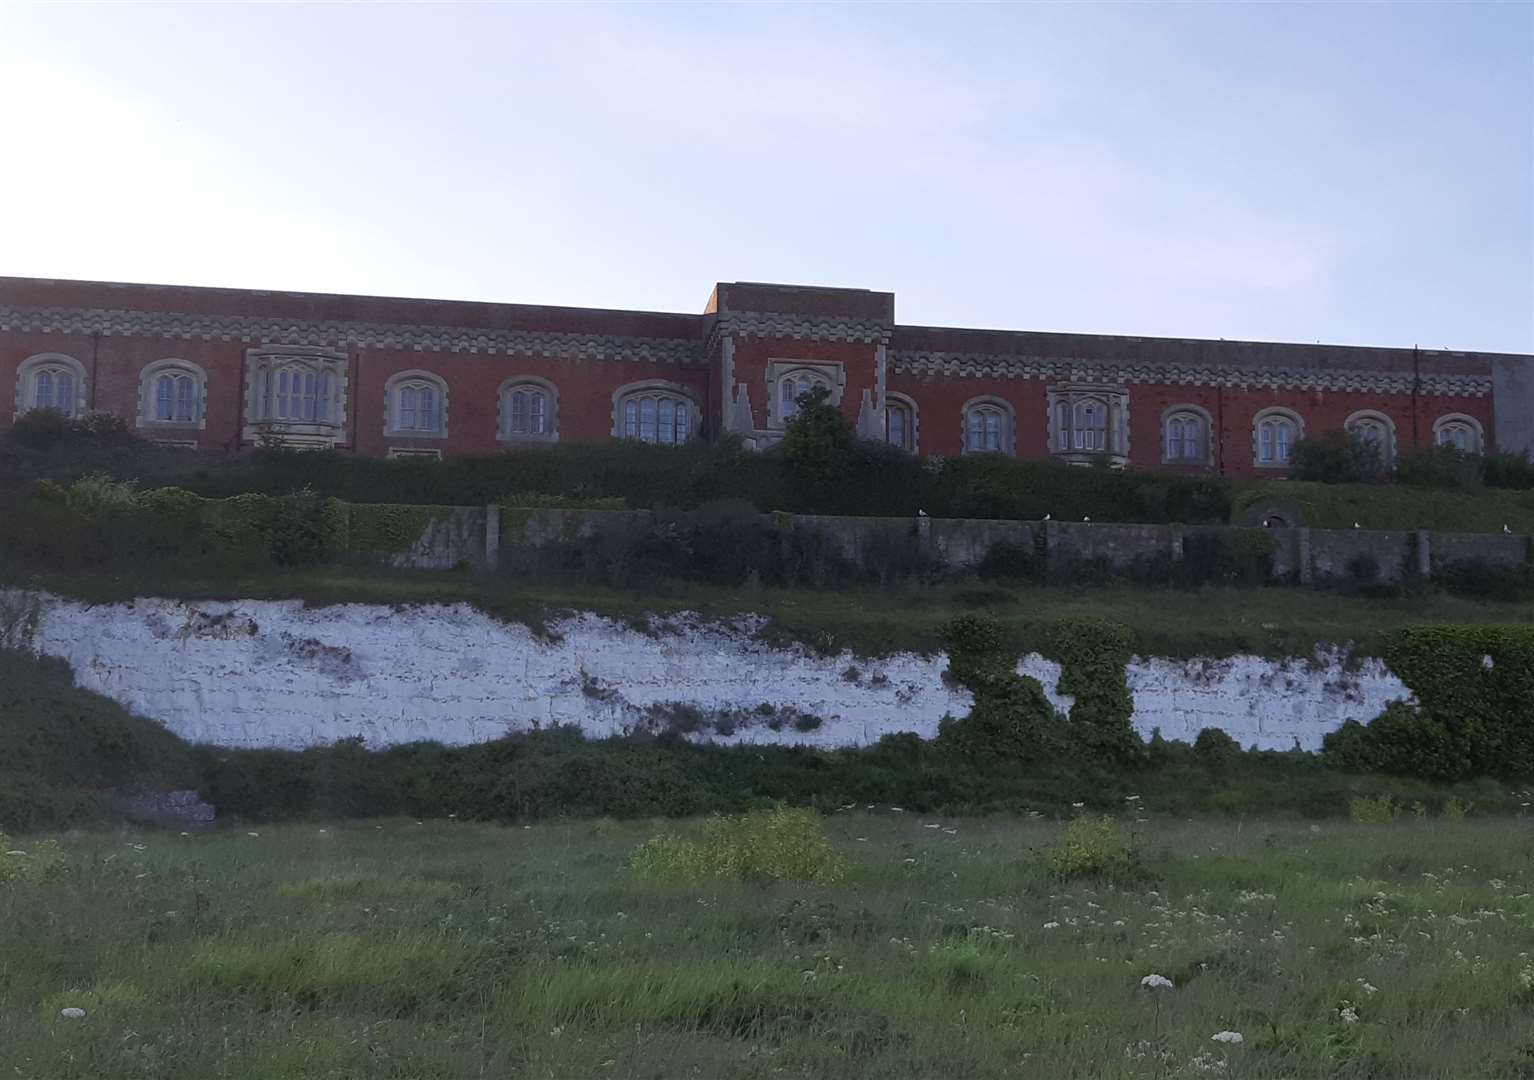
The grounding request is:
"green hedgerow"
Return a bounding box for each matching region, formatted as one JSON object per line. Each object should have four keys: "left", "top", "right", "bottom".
{"left": 629, "top": 806, "right": 845, "bottom": 884}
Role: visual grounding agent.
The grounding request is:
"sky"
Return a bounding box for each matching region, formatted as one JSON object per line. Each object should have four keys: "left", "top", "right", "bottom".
{"left": 0, "top": 3, "right": 1529, "bottom": 353}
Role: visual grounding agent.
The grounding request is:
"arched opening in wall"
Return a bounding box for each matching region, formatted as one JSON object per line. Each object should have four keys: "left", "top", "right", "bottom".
{"left": 385, "top": 371, "right": 449, "bottom": 437}
{"left": 613, "top": 381, "right": 698, "bottom": 445}
{"left": 15, "top": 353, "right": 87, "bottom": 419}
{"left": 961, "top": 396, "right": 1014, "bottom": 454}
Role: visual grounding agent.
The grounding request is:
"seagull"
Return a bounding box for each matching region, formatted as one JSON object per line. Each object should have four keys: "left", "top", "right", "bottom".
{"left": 1504, "top": 524, "right": 1513, "bottom": 534}
{"left": 1043, "top": 513, "right": 1051, "bottom": 521}
{"left": 917, "top": 509, "right": 928, "bottom": 518}
{"left": 1353, "top": 522, "right": 1361, "bottom": 529}
{"left": 1083, "top": 516, "right": 1092, "bottom": 523}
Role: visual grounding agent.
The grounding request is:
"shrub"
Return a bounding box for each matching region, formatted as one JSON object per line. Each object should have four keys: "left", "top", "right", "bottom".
{"left": 1483, "top": 451, "right": 1534, "bottom": 491}
{"left": 1043, "top": 815, "right": 1143, "bottom": 884}
{"left": 1290, "top": 430, "right": 1386, "bottom": 484}
{"left": 1348, "top": 794, "right": 1400, "bottom": 824}
{"left": 1395, "top": 445, "right": 1484, "bottom": 489}
{"left": 1441, "top": 797, "right": 1472, "bottom": 823}
{"left": 629, "top": 806, "right": 846, "bottom": 883}
{"left": 1434, "top": 560, "right": 1534, "bottom": 603}
{"left": 1193, "top": 728, "right": 1242, "bottom": 768}
{"left": 0, "top": 833, "right": 67, "bottom": 885}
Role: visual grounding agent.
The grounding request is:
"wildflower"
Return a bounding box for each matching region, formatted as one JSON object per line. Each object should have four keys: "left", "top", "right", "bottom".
{"left": 246, "top": 831, "right": 259, "bottom": 838}
{"left": 890, "top": 806, "right": 905, "bottom": 812}
{"left": 59, "top": 1007, "right": 86, "bottom": 1019}
{"left": 1140, "top": 973, "right": 1175, "bottom": 991}
{"left": 4, "top": 850, "right": 25, "bottom": 857}
{"left": 801, "top": 969, "right": 817, "bottom": 982}
{"left": 1358, "top": 979, "right": 1378, "bottom": 995}
{"left": 1042, "top": 921, "right": 1061, "bottom": 929}
{"left": 1071, "top": 802, "right": 1085, "bottom": 809}
{"left": 1339, "top": 1005, "right": 1360, "bottom": 1023}
{"left": 1211, "top": 1030, "right": 1244, "bottom": 1044}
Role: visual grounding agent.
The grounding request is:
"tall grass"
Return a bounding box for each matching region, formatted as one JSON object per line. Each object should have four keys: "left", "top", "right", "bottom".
{"left": 3, "top": 813, "right": 1533, "bottom": 1078}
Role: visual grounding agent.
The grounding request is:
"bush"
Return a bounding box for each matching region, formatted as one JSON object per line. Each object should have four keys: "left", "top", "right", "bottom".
{"left": 1348, "top": 794, "right": 1400, "bottom": 824}
{"left": 1395, "top": 445, "right": 1484, "bottom": 489}
{"left": 1043, "top": 815, "right": 1144, "bottom": 884}
{"left": 1290, "top": 430, "right": 1386, "bottom": 485}
{"left": 1434, "top": 560, "right": 1534, "bottom": 603}
{"left": 0, "top": 833, "right": 67, "bottom": 885}
{"left": 1483, "top": 452, "right": 1534, "bottom": 491}
{"left": 629, "top": 806, "right": 846, "bottom": 883}
{"left": 1193, "top": 728, "right": 1242, "bottom": 768}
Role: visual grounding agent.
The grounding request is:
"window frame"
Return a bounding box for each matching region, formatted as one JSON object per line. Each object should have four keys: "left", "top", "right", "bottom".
{"left": 1252, "top": 406, "right": 1304, "bottom": 468}
{"left": 960, "top": 395, "right": 1016, "bottom": 456}
{"left": 137, "top": 359, "right": 208, "bottom": 430}
{"left": 884, "top": 392, "right": 919, "bottom": 453}
{"left": 1431, "top": 413, "right": 1484, "bottom": 454}
{"left": 1343, "top": 409, "right": 1397, "bottom": 466}
{"left": 15, "top": 353, "right": 87, "bottom": 420}
{"left": 497, "top": 376, "right": 559, "bottom": 443}
{"left": 384, "top": 369, "right": 449, "bottom": 439}
{"left": 1159, "top": 404, "right": 1213, "bottom": 466}
{"left": 765, "top": 359, "right": 846, "bottom": 429}
{"left": 1047, "top": 384, "right": 1130, "bottom": 465}
{"left": 611, "top": 379, "right": 700, "bottom": 446}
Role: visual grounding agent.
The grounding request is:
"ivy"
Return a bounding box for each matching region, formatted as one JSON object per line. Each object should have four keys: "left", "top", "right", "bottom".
{"left": 1045, "top": 618, "right": 1142, "bottom": 765}
{"left": 347, "top": 504, "right": 441, "bottom": 555}
{"left": 1322, "top": 625, "right": 1534, "bottom": 779}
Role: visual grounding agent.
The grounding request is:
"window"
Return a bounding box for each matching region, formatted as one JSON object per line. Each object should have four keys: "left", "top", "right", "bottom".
{"left": 386, "top": 371, "right": 448, "bottom": 436}
{"left": 498, "top": 377, "right": 558, "bottom": 442}
{"left": 16, "top": 354, "right": 86, "bottom": 418}
{"left": 1433, "top": 414, "right": 1483, "bottom": 453}
{"left": 1161, "top": 406, "right": 1211, "bottom": 464}
{"left": 1253, "top": 408, "right": 1302, "bottom": 467}
{"left": 961, "top": 397, "right": 1014, "bottom": 454}
{"left": 1048, "top": 385, "right": 1129, "bottom": 463}
{"left": 1344, "top": 411, "right": 1395, "bottom": 465}
{"left": 138, "top": 360, "right": 207, "bottom": 428}
{"left": 885, "top": 395, "right": 917, "bottom": 452}
{"left": 242, "top": 347, "right": 348, "bottom": 448}
{"left": 779, "top": 372, "right": 828, "bottom": 422}
{"left": 613, "top": 381, "right": 697, "bottom": 445}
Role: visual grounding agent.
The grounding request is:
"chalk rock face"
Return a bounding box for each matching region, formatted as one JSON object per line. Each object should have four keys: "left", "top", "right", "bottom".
{"left": 18, "top": 593, "right": 1410, "bottom": 752}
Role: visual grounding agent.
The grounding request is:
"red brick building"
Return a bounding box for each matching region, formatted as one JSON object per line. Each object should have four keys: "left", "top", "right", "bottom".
{"left": 3, "top": 275, "right": 1530, "bottom": 476}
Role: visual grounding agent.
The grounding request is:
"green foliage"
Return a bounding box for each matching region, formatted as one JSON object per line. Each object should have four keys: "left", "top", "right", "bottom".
{"left": 1441, "top": 796, "right": 1472, "bottom": 823}
{"left": 1046, "top": 618, "right": 1141, "bottom": 765}
{"left": 1193, "top": 728, "right": 1242, "bottom": 768}
{"left": 1395, "top": 445, "right": 1485, "bottom": 489}
{"left": 1322, "top": 625, "right": 1534, "bottom": 780}
{"left": 498, "top": 492, "right": 627, "bottom": 510}
{"left": 270, "top": 488, "right": 347, "bottom": 567}
{"left": 1348, "top": 794, "right": 1400, "bottom": 824}
{"left": 8, "top": 409, "right": 137, "bottom": 451}
{"left": 629, "top": 806, "right": 845, "bottom": 883}
{"left": 1179, "top": 528, "right": 1275, "bottom": 586}
{"left": 1232, "top": 480, "right": 1534, "bottom": 533}
{"left": 1483, "top": 451, "right": 1534, "bottom": 490}
{"left": 1290, "top": 430, "right": 1387, "bottom": 484}
{"left": 63, "top": 472, "right": 141, "bottom": 518}
{"left": 780, "top": 385, "right": 858, "bottom": 502}
{"left": 346, "top": 503, "right": 438, "bottom": 555}
{"left": 1043, "top": 815, "right": 1142, "bottom": 883}
{"left": 0, "top": 833, "right": 66, "bottom": 885}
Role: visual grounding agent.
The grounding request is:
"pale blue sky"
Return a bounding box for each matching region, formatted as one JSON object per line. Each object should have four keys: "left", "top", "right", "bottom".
{"left": 1, "top": 2, "right": 1529, "bottom": 352}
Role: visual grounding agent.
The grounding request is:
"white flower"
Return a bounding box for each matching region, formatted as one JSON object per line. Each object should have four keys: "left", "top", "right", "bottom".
{"left": 246, "top": 831, "right": 259, "bottom": 838}
{"left": 1210, "top": 1030, "right": 1244, "bottom": 1044}
{"left": 1140, "top": 974, "right": 1175, "bottom": 991}
{"left": 1339, "top": 1006, "right": 1360, "bottom": 1024}
{"left": 1358, "top": 979, "right": 1378, "bottom": 995}
{"left": 1071, "top": 802, "right": 1085, "bottom": 809}
{"left": 1042, "top": 921, "right": 1061, "bottom": 929}
{"left": 59, "top": 1007, "right": 86, "bottom": 1019}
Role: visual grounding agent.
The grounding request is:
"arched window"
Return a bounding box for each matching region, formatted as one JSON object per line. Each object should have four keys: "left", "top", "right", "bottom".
{"left": 778, "top": 370, "right": 830, "bottom": 423}
{"left": 962, "top": 397, "right": 1014, "bottom": 455}
{"left": 1048, "top": 385, "right": 1129, "bottom": 462}
{"left": 1433, "top": 414, "right": 1483, "bottom": 453}
{"left": 1162, "top": 406, "right": 1211, "bottom": 464}
{"left": 385, "top": 371, "right": 447, "bottom": 436}
{"left": 16, "top": 353, "right": 86, "bottom": 418}
{"left": 1254, "top": 408, "right": 1303, "bottom": 467}
{"left": 138, "top": 360, "right": 207, "bottom": 428}
{"left": 498, "top": 377, "right": 558, "bottom": 441}
{"left": 1345, "top": 410, "right": 1395, "bottom": 465}
{"left": 885, "top": 394, "right": 917, "bottom": 452}
{"left": 613, "top": 381, "right": 696, "bottom": 445}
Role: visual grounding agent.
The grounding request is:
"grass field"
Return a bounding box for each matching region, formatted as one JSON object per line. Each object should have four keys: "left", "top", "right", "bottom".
{"left": 18, "top": 567, "right": 1534, "bottom": 660}
{"left": 5, "top": 811, "right": 1534, "bottom": 1079}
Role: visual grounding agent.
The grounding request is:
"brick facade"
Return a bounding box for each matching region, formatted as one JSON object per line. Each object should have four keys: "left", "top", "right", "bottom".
{"left": 2, "top": 275, "right": 1528, "bottom": 472}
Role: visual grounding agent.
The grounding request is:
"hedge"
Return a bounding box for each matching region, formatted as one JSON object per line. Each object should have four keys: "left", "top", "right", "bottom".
{"left": 1235, "top": 481, "right": 1534, "bottom": 533}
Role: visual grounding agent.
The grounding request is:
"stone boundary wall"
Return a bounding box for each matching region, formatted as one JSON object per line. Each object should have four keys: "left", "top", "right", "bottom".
{"left": 476, "top": 507, "right": 1530, "bottom": 585}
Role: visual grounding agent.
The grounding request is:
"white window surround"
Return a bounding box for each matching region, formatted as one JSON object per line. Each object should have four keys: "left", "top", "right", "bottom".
{"left": 1047, "top": 384, "right": 1130, "bottom": 464}
{"left": 765, "top": 359, "right": 846, "bottom": 428}
{"left": 960, "top": 395, "right": 1016, "bottom": 455}
{"left": 14, "top": 353, "right": 87, "bottom": 419}
{"left": 387, "top": 447, "right": 443, "bottom": 461}
{"left": 885, "top": 392, "right": 919, "bottom": 453}
{"left": 1160, "top": 404, "right": 1213, "bottom": 465}
{"left": 242, "top": 346, "right": 348, "bottom": 448}
{"left": 1344, "top": 409, "right": 1397, "bottom": 465}
{"left": 1432, "top": 413, "right": 1484, "bottom": 453}
{"left": 611, "top": 379, "right": 700, "bottom": 445}
{"left": 1252, "top": 406, "right": 1303, "bottom": 468}
{"left": 137, "top": 359, "right": 208, "bottom": 430}
{"left": 383, "top": 369, "right": 449, "bottom": 439}
{"left": 497, "top": 376, "right": 559, "bottom": 442}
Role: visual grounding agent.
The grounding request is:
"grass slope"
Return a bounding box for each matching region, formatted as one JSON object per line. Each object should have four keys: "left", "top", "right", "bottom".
{"left": 1238, "top": 480, "right": 1534, "bottom": 533}
{"left": 4, "top": 814, "right": 1534, "bottom": 1079}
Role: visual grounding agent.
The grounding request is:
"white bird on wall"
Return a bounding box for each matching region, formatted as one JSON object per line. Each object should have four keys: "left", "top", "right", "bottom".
{"left": 1353, "top": 522, "right": 1361, "bottom": 529}
{"left": 917, "top": 509, "right": 929, "bottom": 518}
{"left": 1083, "top": 516, "right": 1092, "bottom": 523}
{"left": 1043, "top": 513, "right": 1052, "bottom": 521}
{"left": 1505, "top": 524, "right": 1512, "bottom": 534}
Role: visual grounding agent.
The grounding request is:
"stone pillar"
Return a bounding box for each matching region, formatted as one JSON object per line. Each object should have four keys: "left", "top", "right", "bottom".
{"left": 484, "top": 504, "right": 500, "bottom": 568}
{"left": 1169, "top": 524, "right": 1185, "bottom": 564}
{"left": 1415, "top": 529, "right": 1431, "bottom": 578}
{"left": 1295, "top": 528, "right": 1312, "bottom": 585}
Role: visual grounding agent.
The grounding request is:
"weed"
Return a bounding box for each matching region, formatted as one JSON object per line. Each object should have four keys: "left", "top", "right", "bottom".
{"left": 629, "top": 806, "right": 846, "bottom": 883}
